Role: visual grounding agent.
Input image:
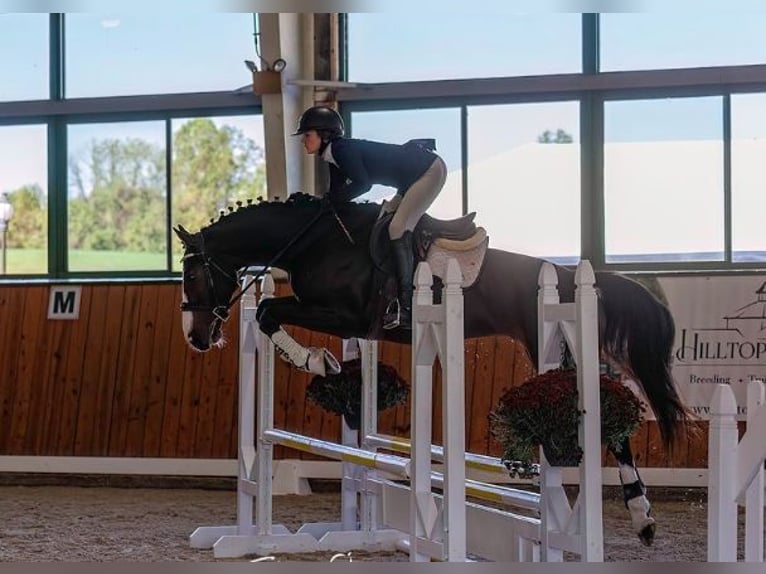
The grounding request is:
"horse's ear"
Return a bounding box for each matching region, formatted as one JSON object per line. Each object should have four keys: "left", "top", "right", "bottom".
{"left": 173, "top": 225, "right": 194, "bottom": 246}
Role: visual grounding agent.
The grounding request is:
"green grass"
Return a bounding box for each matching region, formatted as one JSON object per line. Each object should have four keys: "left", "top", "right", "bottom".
{"left": 4, "top": 248, "right": 170, "bottom": 274}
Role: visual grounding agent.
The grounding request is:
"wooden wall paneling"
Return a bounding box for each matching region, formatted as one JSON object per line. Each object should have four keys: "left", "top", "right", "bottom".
{"left": 121, "top": 284, "right": 159, "bottom": 456}
{"left": 72, "top": 285, "right": 110, "bottom": 455}
{"left": 90, "top": 285, "right": 127, "bottom": 455}
{"left": 625, "top": 424, "right": 649, "bottom": 468}
{"left": 211, "top": 311, "right": 239, "bottom": 459}
{"left": 282, "top": 327, "right": 311, "bottom": 458}
{"left": 24, "top": 288, "right": 66, "bottom": 455}
{"left": 468, "top": 337, "right": 496, "bottom": 455}
{"left": 272, "top": 336, "right": 293, "bottom": 460}
{"left": 685, "top": 421, "right": 709, "bottom": 468}
{"left": 160, "top": 286, "right": 191, "bottom": 458}
{"left": 175, "top": 341, "right": 205, "bottom": 458}
{"left": 107, "top": 285, "right": 142, "bottom": 456}
{"left": 644, "top": 422, "right": 668, "bottom": 467}
{"left": 56, "top": 286, "right": 94, "bottom": 455}
{"left": 0, "top": 288, "right": 27, "bottom": 453}
{"left": 142, "top": 284, "right": 180, "bottom": 457}
{"left": 42, "top": 290, "right": 74, "bottom": 456}
{"left": 462, "top": 338, "right": 478, "bottom": 452}
{"left": 7, "top": 287, "right": 47, "bottom": 453}
{"left": 485, "top": 337, "right": 516, "bottom": 457}
{"left": 194, "top": 337, "right": 224, "bottom": 458}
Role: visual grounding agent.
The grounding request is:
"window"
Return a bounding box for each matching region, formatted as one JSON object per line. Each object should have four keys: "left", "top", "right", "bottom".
{"left": 68, "top": 121, "right": 167, "bottom": 272}
{"left": 731, "top": 93, "right": 766, "bottom": 262}
{"left": 600, "top": 13, "right": 766, "bottom": 72}
{"left": 466, "top": 102, "right": 580, "bottom": 264}
{"left": 171, "top": 114, "right": 267, "bottom": 271}
{"left": 0, "top": 125, "right": 48, "bottom": 275}
{"left": 349, "top": 108, "right": 462, "bottom": 219}
{"left": 347, "top": 13, "right": 580, "bottom": 82}
{"left": 0, "top": 14, "right": 48, "bottom": 101}
{"left": 65, "top": 14, "right": 256, "bottom": 97}
{"left": 603, "top": 97, "right": 723, "bottom": 263}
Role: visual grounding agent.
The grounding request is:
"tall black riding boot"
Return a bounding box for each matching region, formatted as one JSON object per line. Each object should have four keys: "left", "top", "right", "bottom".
{"left": 383, "top": 231, "right": 415, "bottom": 330}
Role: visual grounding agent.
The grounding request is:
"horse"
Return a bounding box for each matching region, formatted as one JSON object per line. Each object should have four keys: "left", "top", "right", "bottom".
{"left": 175, "top": 192, "right": 689, "bottom": 547}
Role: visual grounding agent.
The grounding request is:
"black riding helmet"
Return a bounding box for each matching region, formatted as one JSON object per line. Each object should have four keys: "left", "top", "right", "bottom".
{"left": 293, "top": 106, "right": 345, "bottom": 138}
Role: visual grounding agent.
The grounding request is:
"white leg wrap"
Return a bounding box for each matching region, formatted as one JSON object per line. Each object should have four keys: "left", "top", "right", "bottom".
{"left": 627, "top": 495, "right": 655, "bottom": 533}
{"left": 619, "top": 463, "right": 654, "bottom": 535}
{"left": 269, "top": 329, "right": 342, "bottom": 377}
{"left": 270, "top": 329, "right": 309, "bottom": 370}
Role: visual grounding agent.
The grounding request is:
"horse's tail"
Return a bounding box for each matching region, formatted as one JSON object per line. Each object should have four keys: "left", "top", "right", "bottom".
{"left": 597, "top": 273, "right": 689, "bottom": 449}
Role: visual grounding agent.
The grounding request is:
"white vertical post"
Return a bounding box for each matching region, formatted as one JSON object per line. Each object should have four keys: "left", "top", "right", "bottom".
{"left": 537, "top": 262, "right": 564, "bottom": 563}
{"left": 237, "top": 274, "right": 258, "bottom": 535}
{"left": 341, "top": 339, "right": 360, "bottom": 531}
{"left": 410, "top": 262, "right": 437, "bottom": 562}
{"left": 707, "top": 384, "right": 739, "bottom": 562}
{"left": 255, "top": 274, "right": 277, "bottom": 535}
{"left": 574, "top": 261, "right": 603, "bottom": 562}
{"left": 359, "top": 338, "right": 380, "bottom": 532}
{"left": 744, "top": 381, "right": 765, "bottom": 562}
{"left": 441, "top": 259, "right": 467, "bottom": 562}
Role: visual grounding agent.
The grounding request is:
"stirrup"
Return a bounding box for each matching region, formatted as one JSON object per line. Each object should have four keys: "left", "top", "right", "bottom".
{"left": 383, "top": 299, "right": 401, "bottom": 330}
{"left": 383, "top": 299, "right": 411, "bottom": 330}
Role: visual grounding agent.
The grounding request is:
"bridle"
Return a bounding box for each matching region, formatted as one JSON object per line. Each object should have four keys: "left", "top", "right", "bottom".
{"left": 179, "top": 202, "right": 330, "bottom": 324}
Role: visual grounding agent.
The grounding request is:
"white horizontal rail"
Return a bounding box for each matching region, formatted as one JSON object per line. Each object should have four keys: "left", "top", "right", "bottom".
{"left": 263, "top": 429, "right": 411, "bottom": 477}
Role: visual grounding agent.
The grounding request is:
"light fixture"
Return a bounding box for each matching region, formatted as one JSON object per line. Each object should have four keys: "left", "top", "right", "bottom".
{"left": 271, "top": 58, "right": 286, "bottom": 73}
{"left": 0, "top": 193, "right": 14, "bottom": 275}
{"left": 245, "top": 58, "right": 286, "bottom": 74}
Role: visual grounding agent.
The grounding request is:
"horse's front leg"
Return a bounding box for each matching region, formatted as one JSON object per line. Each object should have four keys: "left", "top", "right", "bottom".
{"left": 255, "top": 296, "right": 343, "bottom": 377}
{"left": 610, "top": 438, "right": 656, "bottom": 546}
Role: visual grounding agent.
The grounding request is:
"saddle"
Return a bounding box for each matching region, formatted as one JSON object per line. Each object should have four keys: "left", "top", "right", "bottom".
{"left": 366, "top": 211, "right": 490, "bottom": 338}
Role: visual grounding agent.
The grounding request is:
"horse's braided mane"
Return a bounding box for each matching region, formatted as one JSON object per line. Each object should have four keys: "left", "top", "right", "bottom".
{"left": 198, "top": 193, "right": 319, "bottom": 232}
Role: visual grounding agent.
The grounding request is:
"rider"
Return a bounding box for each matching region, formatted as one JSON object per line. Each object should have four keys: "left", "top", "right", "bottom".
{"left": 293, "top": 105, "right": 447, "bottom": 330}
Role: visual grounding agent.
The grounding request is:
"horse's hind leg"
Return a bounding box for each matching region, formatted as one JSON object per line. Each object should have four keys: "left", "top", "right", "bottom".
{"left": 609, "top": 438, "right": 656, "bottom": 546}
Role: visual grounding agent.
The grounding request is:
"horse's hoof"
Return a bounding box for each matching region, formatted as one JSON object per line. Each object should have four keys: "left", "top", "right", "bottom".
{"left": 638, "top": 521, "right": 656, "bottom": 546}
{"left": 322, "top": 349, "right": 341, "bottom": 375}
{"left": 305, "top": 348, "right": 341, "bottom": 377}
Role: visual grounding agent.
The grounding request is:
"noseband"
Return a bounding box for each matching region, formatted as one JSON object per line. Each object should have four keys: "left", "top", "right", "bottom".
{"left": 179, "top": 239, "right": 240, "bottom": 323}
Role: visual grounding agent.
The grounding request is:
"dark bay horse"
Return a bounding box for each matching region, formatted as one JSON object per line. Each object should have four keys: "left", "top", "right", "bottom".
{"left": 175, "top": 192, "right": 688, "bottom": 546}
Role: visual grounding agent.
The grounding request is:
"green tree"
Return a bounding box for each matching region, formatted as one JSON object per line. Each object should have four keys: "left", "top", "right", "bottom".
{"left": 172, "top": 118, "right": 267, "bottom": 233}
{"left": 5, "top": 184, "right": 46, "bottom": 249}
{"left": 69, "top": 137, "right": 166, "bottom": 252}
{"left": 537, "top": 129, "right": 574, "bottom": 144}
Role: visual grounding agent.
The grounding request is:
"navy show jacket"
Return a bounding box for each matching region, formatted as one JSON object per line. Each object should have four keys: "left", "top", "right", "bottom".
{"left": 325, "top": 138, "right": 437, "bottom": 203}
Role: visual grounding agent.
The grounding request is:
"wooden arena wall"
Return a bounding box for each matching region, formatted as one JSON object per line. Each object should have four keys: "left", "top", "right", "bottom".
{"left": 0, "top": 281, "right": 711, "bottom": 468}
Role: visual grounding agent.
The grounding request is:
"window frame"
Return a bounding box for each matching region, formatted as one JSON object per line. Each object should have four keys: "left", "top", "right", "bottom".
{"left": 337, "top": 13, "right": 766, "bottom": 273}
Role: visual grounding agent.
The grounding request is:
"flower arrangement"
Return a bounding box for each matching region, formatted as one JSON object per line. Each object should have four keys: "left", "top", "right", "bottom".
{"left": 307, "top": 358, "right": 409, "bottom": 430}
{"left": 489, "top": 368, "right": 645, "bottom": 468}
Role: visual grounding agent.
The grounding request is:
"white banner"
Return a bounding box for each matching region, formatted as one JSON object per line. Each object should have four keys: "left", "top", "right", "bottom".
{"left": 658, "top": 273, "right": 766, "bottom": 420}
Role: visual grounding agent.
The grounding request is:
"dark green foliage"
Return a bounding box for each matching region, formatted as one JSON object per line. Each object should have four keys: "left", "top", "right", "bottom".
{"left": 307, "top": 359, "right": 409, "bottom": 430}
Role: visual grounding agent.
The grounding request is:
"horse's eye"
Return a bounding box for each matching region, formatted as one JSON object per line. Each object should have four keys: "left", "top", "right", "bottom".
{"left": 185, "top": 273, "right": 196, "bottom": 281}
